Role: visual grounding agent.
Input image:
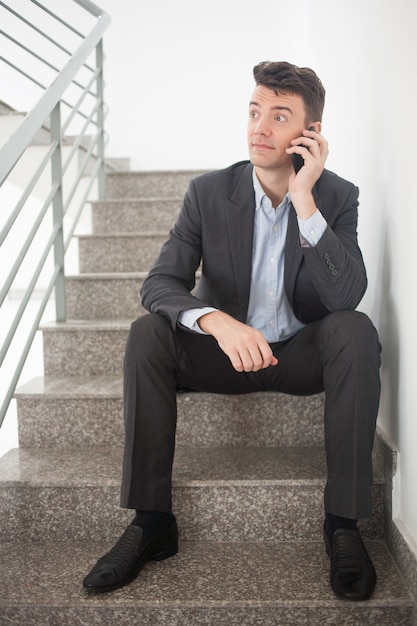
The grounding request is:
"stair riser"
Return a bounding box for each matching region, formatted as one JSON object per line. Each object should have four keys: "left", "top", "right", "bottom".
{"left": 66, "top": 276, "right": 145, "bottom": 320}
{"left": 65, "top": 275, "right": 200, "bottom": 320}
{"left": 43, "top": 328, "right": 128, "bottom": 376}
{"left": 91, "top": 199, "right": 180, "bottom": 234}
{"left": 105, "top": 171, "right": 207, "bottom": 199}
{"left": 16, "top": 392, "right": 325, "bottom": 448}
{"left": 0, "top": 482, "right": 385, "bottom": 542}
{"left": 78, "top": 235, "right": 166, "bottom": 273}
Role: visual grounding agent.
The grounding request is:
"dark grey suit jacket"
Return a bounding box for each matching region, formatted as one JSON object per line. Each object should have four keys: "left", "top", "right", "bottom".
{"left": 141, "top": 161, "right": 367, "bottom": 331}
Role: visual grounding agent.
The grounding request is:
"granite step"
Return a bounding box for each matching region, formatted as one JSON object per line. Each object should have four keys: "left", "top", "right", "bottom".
{"left": 0, "top": 539, "right": 412, "bottom": 626}
{"left": 65, "top": 272, "right": 200, "bottom": 320}
{"left": 0, "top": 445, "right": 385, "bottom": 542}
{"left": 65, "top": 273, "right": 146, "bottom": 320}
{"left": 91, "top": 198, "right": 181, "bottom": 234}
{"left": 77, "top": 233, "right": 167, "bottom": 273}
{"left": 41, "top": 320, "right": 129, "bottom": 377}
{"left": 15, "top": 376, "right": 325, "bottom": 448}
{"left": 105, "top": 170, "right": 208, "bottom": 199}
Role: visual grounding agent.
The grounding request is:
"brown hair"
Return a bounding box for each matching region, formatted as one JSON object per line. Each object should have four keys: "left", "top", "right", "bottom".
{"left": 253, "top": 61, "right": 326, "bottom": 122}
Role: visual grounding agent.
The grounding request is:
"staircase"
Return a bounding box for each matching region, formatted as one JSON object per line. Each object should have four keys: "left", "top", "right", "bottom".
{"left": 0, "top": 169, "right": 414, "bottom": 625}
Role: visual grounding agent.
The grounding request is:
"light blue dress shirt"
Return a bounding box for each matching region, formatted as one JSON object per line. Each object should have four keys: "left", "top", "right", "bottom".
{"left": 178, "top": 167, "right": 327, "bottom": 342}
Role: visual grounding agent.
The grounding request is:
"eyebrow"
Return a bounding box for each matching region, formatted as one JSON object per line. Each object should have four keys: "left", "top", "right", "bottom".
{"left": 249, "top": 101, "right": 293, "bottom": 114}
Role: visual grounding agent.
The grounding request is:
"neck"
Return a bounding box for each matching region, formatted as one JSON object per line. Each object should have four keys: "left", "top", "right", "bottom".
{"left": 254, "top": 165, "right": 292, "bottom": 208}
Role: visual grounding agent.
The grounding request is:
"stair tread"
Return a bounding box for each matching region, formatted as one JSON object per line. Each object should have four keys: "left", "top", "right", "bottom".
{"left": 77, "top": 232, "right": 168, "bottom": 238}
{"left": 41, "top": 319, "right": 133, "bottom": 330}
{"left": 92, "top": 196, "right": 183, "bottom": 203}
{"left": 0, "top": 540, "right": 412, "bottom": 617}
{"left": 108, "top": 169, "right": 208, "bottom": 175}
{"left": 67, "top": 271, "right": 148, "bottom": 280}
{"left": 16, "top": 375, "right": 123, "bottom": 398}
{"left": 0, "top": 444, "right": 339, "bottom": 486}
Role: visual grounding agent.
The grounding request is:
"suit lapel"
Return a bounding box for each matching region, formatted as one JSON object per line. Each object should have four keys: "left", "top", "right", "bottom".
{"left": 224, "top": 164, "right": 255, "bottom": 320}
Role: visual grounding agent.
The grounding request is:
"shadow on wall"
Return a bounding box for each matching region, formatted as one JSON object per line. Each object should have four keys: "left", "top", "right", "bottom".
{"left": 376, "top": 219, "right": 400, "bottom": 445}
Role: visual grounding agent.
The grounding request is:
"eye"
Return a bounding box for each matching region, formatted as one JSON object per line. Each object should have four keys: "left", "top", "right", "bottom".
{"left": 249, "top": 109, "right": 259, "bottom": 119}
{"left": 275, "top": 115, "right": 286, "bottom": 122}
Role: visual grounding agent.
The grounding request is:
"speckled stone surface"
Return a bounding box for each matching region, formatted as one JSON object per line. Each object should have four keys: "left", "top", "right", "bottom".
{"left": 91, "top": 198, "right": 180, "bottom": 234}
{"left": 0, "top": 445, "right": 385, "bottom": 542}
{"left": 17, "top": 395, "right": 124, "bottom": 447}
{"left": 0, "top": 540, "right": 413, "bottom": 625}
{"left": 388, "top": 520, "right": 417, "bottom": 625}
{"left": 15, "top": 376, "right": 325, "bottom": 448}
{"left": 65, "top": 273, "right": 146, "bottom": 320}
{"left": 105, "top": 170, "right": 208, "bottom": 199}
{"left": 77, "top": 233, "right": 167, "bottom": 273}
{"left": 41, "top": 321, "right": 130, "bottom": 376}
{"left": 65, "top": 272, "right": 201, "bottom": 320}
{"left": 176, "top": 389, "right": 325, "bottom": 447}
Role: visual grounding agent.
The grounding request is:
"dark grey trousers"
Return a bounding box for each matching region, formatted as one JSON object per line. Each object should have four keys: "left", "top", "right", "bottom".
{"left": 120, "top": 310, "right": 381, "bottom": 520}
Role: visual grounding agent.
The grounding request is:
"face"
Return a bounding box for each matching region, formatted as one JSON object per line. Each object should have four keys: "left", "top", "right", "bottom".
{"left": 247, "top": 85, "right": 310, "bottom": 172}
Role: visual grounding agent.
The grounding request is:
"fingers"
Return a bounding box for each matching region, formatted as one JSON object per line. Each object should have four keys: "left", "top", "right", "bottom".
{"left": 199, "top": 311, "right": 278, "bottom": 373}
{"left": 289, "top": 129, "right": 328, "bottom": 162}
{"left": 228, "top": 341, "right": 278, "bottom": 373}
{"left": 286, "top": 131, "right": 328, "bottom": 200}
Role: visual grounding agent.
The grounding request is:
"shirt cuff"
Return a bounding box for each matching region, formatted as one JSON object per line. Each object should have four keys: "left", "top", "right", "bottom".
{"left": 297, "top": 210, "right": 327, "bottom": 247}
{"left": 178, "top": 307, "right": 218, "bottom": 334}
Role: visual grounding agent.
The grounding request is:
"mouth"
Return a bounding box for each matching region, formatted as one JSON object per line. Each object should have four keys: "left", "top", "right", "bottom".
{"left": 251, "top": 142, "right": 274, "bottom": 151}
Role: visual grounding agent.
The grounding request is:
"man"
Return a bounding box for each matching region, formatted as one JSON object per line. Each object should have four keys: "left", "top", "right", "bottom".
{"left": 83, "top": 61, "right": 381, "bottom": 601}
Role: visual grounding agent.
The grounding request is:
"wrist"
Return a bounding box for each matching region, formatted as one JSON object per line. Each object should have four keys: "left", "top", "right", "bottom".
{"left": 197, "top": 310, "right": 225, "bottom": 334}
{"left": 290, "top": 192, "right": 317, "bottom": 219}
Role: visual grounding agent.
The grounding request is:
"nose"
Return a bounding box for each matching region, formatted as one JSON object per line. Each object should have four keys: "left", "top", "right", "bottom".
{"left": 253, "top": 115, "right": 271, "bottom": 136}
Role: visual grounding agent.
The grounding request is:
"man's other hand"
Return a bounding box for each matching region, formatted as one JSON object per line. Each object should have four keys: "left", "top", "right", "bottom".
{"left": 198, "top": 311, "right": 278, "bottom": 372}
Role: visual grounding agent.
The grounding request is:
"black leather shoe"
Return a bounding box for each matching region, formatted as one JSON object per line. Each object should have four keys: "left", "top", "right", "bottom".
{"left": 324, "top": 523, "right": 376, "bottom": 600}
{"left": 83, "top": 519, "right": 178, "bottom": 592}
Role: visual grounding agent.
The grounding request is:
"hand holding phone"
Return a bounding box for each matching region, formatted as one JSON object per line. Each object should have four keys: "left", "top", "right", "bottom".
{"left": 291, "top": 126, "right": 317, "bottom": 173}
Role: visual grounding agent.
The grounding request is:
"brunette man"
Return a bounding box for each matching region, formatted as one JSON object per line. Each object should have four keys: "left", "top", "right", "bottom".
{"left": 83, "top": 61, "right": 381, "bottom": 600}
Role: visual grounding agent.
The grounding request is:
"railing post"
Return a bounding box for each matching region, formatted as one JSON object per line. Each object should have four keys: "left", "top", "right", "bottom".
{"left": 50, "top": 102, "right": 67, "bottom": 322}
{"left": 96, "top": 38, "right": 106, "bottom": 200}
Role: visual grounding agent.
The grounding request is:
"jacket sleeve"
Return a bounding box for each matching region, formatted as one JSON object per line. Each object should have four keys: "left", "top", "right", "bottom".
{"left": 140, "top": 179, "right": 210, "bottom": 329}
{"left": 301, "top": 182, "right": 367, "bottom": 312}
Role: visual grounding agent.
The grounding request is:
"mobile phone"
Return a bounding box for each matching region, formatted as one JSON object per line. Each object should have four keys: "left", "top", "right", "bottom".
{"left": 291, "top": 126, "right": 317, "bottom": 173}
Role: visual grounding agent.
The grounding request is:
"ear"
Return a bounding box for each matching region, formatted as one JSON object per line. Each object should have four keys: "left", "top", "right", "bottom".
{"left": 310, "top": 121, "right": 322, "bottom": 133}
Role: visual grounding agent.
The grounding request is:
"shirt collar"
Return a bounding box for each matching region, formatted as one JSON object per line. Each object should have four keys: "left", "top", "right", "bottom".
{"left": 252, "top": 167, "right": 290, "bottom": 212}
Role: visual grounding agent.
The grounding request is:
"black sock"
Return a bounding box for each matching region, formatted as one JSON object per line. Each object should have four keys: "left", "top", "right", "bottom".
{"left": 131, "top": 510, "right": 175, "bottom": 542}
{"left": 325, "top": 513, "right": 357, "bottom": 540}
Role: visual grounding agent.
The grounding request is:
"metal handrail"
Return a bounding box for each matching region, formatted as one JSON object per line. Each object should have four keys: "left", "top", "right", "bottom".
{"left": 0, "top": 0, "right": 111, "bottom": 430}
{"left": 1, "top": 30, "right": 98, "bottom": 103}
